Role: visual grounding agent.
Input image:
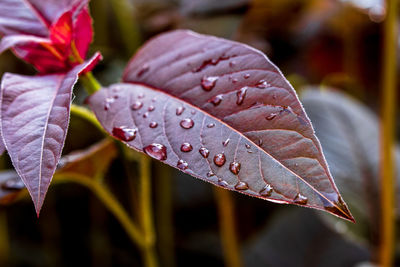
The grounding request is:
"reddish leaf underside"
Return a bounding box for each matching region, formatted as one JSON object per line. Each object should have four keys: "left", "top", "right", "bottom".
{"left": 115, "top": 30, "right": 354, "bottom": 221}
{"left": 0, "top": 56, "right": 97, "bottom": 215}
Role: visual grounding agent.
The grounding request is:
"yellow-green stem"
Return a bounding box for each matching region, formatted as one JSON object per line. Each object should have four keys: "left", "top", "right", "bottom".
{"left": 379, "top": 0, "right": 398, "bottom": 266}
{"left": 53, "top": 173, "right": 145, "bottom": 248}
{"left": 155, "top": 163, "right": 175, "bottom": 267}
{"left": 213, "top": 188, "right": 242, "bottom": 267}
{"left": 139, "top": 155, "right": 159, "bottom": 267}
{"left": 70, "top": 104, "right": 104, "bottom": 132}
{"left": 79, "top": 72, "right": 102, "bottom": 94}
{"left": 70, "top": 40, "right": 102, "bottom": 95}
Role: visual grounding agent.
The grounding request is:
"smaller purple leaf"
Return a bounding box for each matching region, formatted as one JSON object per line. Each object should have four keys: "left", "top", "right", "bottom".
{"left": 0, "top": 55, "right": 98, "bottom": 215}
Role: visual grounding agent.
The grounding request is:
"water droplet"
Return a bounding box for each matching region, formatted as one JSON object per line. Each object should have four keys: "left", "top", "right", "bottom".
{"left": 207, "top": 171, "right": 215, "bottom": 177}
{"left": 207, "top": 123, "right": 215, "bottom": 128}
{"left": 210, "top": 94, "right": 223, "bottom": 106}
{"left": 152, "top": 98, "right": 156, "bottom": 102}
{"left": 229, "top": 162, "right": 241, "bottom": 175}
{"left": 143, "top": 112, "right": 149, "bottom": 118}
{"left": 256, "top": 80, "right": 269, "bottom": 89}
{"left": 180, "top": 118, "right": 194, "bottom": 129}
{"left": 199, "top": 147, "right": 210, "bottom": 158}
{"left": 181, "top": 142, "right": 193, "bottom": 152}
{"left": 138, "top": 93, "right": 144, "bottom": 99}
{"left": 113, "top": 95, "right": 119, "bottom": 99}
{"left": 244, "top": 73, "right": 250, "bottom": 79}
{"left": 265, "top": 113, "right": 277, "bottom": 120}
{"left": 229, "top": 61, "right": 236, "bottom": 68}
{"left": 149, "top": 121, "right": 158, "bottom": 128}
{"left": 191, "top": 110, "right": 196, "bottom": 115}
{"left": 148, "top": 105, "right": 155, "bottom": 112}
{"left": 213, "top": 153, "right": 226, "bottom": 167}
{"left": 259, "top": 184, "right": 273, "bottom": 197}
{"left": 1, "top": 178, "right": 25, "bottom": 190}
{"left": 245, "top": 144, "right": 251, "bottom": 149}
{"left": 272, "top": 94, "right": 277, "bottom": 100}
{"left": 218, "top": 179, "right": 229, "bottom": 187}
{"left": 144, "top": 143, "right": 167, "bottom": 161}
{"left": 104, "top": 97, "right": 115, "bottom": 110}
{"left": 112, "top": 126, "right": 137, "bottom": 142}
{"left": 232, "top": 78, "right": 238, "bottom": 84}
{"left": 294, "top": 193, "right": 308, "bottom": 205}
{"left": 236, "top": 87, "right": 247, "bottom": 105}
{"left": 235, "top": 181, "right": 249, "bottom": 190}
{"left": 201, "top": 76, "right": 218, "bottom": 91}
{"left": 176, "top": 106, "right": 185, "bottom": 116}
{"left": 177, "top": 159, "right": 188, "bottom": 170}
{"left": 137, "top": 64, "right": 149, "bottom": 77}
{"left": 258, "top": 139, "right": 263, "bottom": 146}
{"left": 222, "top": 138, "right": 230, "bottom": 147}
{"left": 131, "top": 101, "right": 143, "bottom": 110}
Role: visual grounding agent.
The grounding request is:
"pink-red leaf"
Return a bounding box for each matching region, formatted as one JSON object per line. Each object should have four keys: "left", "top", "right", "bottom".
{"left": 119, "top": 30, "right": 354, "bottom": 221}
{"left": 0, "top": 56, "right": 97, "bottom": 215}
{"left": 0, "top": 1, "right": 93, "bottom": 73}
{"left": 0, "top": 0, "right": 87, "bottom": 36}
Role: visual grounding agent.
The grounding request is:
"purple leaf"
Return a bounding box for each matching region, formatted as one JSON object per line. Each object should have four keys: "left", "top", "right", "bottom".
{"left": 0, "top": 56, "right": 96, "bottom": 215}
{"left": 0, "top": 130, "right": 5, "bottom": 155}
{"left": 89, "top": 30, "right": 353, "bottom": 221}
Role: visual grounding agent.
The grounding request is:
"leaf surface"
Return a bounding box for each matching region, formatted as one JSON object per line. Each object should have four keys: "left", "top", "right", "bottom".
{"left": 0, "top": 57, "right": 96, "bottom": 214}
{"left": 90, "top": 30, "right": 353, "bottom": 221}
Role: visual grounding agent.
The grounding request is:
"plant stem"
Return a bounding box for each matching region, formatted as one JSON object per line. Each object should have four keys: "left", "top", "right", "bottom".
{"left": 139, "top": 155, "right": 159, "bottom": 267}
{"left": 379, "top": 0, "right": 398, "bottom": 266}
{"left": 155, "top": 163, "right": 175, "bottom": 267}
{"left": 70, "top": 40, "right": 102, "bottom": 94}
{"left": 79, "top": 72, "right": 102, "bottom": 94}
{"left": 213, "top": 188, "right": 242, "bottom": 267}
{"left": 70, "top": 104, "right": 104, "bottom": 132}
{"left": 53, "top": 173, "right": 146, "bottom": 248}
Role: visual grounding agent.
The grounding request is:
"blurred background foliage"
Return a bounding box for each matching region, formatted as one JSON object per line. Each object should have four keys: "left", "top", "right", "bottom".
{"left": 0, "top": 0, "right": 399, "bottom": 266}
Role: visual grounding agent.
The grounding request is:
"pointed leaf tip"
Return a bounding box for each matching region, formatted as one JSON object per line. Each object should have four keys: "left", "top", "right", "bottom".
{"left": 0, "top": 54, "right": 100, "bottom": 214}
{"left": 91, "top": 30, "right": 353, "bottom": 220}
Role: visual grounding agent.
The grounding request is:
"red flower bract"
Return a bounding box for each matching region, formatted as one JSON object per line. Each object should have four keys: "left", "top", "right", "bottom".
{"left": 0, "top": 0, "right": 93, "bottom": 73}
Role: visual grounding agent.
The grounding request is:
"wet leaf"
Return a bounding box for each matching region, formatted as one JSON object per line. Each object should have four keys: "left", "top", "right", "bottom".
{"left": 90, "top": 34, "right": 352, "bottom": 222}
{"left": 0, "top": 56, "right": 97, "bottom": 215}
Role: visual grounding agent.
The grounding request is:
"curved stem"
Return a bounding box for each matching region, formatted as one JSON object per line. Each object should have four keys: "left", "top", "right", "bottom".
{"left": 53, "top": 173, "right": 146, "bottom": 248}
{"left": 155, "top": 163, "right": 175, "bottom": 267}
{"left": 70, "top": 104, "right": 104, "bottom": 133}
{"left": 139, "top": 155, "right": 159, "bottom": 267}
{"left": 213, "top": 188, "right": 242, "bottom": 267}
{"left": 70, "top": 41, "right": 102, "bottom": 94}
{"left": 379, "top": 0, "right": 398, "bottom": 266}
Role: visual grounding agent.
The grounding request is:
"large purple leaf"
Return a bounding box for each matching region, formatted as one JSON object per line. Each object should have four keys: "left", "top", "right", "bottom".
{"left": 91, "top": 30, "right": 353, "bottom": 221}
{"left": 0, "top": 0, "right": 87, "bottom": 36}
{"left": 0, "top": 57, "right": 96, "bottom": 215}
